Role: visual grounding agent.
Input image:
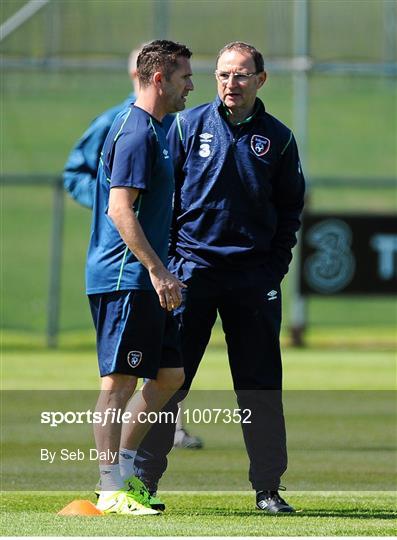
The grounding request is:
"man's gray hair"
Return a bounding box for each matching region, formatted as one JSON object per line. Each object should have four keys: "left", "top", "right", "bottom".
{"left": 216, "top": 41, "right": 264, "bottom": 73}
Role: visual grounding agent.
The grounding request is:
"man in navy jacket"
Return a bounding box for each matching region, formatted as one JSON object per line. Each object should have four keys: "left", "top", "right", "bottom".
{"left": 135, "top": 41, "right": 305, "bottom": 514}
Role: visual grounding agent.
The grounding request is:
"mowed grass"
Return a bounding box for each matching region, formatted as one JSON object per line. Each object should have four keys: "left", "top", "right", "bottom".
{"left": 1, "top": 492, "right": 396, "bottom": 536}
{"left": 2, "top": 336, "right": 396, "bottom": 535}
{"left": 2, "top": 327, "right": 396, "bottom": 390}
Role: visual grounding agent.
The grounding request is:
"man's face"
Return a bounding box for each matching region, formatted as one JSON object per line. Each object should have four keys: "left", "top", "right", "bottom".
{"left": 216, "top": 49, "right": 266, "bottom": 112}
{"left": 163, "top": 57, "right": 194, "bottom": 113}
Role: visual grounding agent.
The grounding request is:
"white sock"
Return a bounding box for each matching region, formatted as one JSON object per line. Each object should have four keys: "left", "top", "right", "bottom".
{"left": 99, "top": 463, "right": 124, "bottom": 492}
{"left": 119, "top": 448, "right": 137, "bottom": 481}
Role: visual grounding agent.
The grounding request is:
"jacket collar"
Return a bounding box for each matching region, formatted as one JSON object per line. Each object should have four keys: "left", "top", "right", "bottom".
{"left": 214, "top": 96, "right": 266, "bottom": 125}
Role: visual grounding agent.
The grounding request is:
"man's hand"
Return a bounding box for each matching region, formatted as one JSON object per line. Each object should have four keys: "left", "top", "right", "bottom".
{"left": 149, "top": 266, "right": 187, "bottom": 311}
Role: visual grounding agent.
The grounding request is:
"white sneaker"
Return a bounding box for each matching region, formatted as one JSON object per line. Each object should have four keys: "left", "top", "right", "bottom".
{"left": 96, "top": 489, "right": 159, "bottom": 515}
{"left": 173, "top": 428, "right": 203, "bottom": 449}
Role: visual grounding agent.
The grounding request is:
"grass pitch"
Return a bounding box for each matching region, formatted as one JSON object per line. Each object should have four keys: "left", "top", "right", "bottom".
{"left": 2, "top": 340, "right": 396, "bottom": 535}
{"left": 1, "top": 491, "right": 396, "bottom": 536}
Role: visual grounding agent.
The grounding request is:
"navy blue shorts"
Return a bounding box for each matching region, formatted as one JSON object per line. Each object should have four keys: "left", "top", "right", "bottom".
{"left": 88, "top": 290, "right": 182, "bottom": 379}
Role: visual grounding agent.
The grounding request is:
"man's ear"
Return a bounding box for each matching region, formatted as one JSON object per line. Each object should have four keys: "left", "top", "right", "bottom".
{"left": 257, "top": 71, "right": 267, "bottom": 90}
{"left": 153, "top": 71, "right": 163, "bottom": 88}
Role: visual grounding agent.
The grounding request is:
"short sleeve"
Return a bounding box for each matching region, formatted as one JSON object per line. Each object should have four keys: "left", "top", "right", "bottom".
{"left": 110, "top": 130, "right": 154, "bottom": 191}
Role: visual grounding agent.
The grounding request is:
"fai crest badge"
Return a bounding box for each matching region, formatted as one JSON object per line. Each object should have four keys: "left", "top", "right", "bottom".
{"left": 251, "top": 135, "right": 270, "bottom": 157}
{"left": 127, "top": 350, "right": 143, "bottom": 368}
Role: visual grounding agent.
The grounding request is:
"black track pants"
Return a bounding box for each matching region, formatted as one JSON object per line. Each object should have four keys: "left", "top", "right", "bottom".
{"left": 134, "top": 271, "right": 287, "bottom": 491}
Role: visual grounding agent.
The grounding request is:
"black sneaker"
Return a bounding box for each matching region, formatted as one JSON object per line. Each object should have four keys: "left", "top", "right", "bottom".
{"left": 256, "top": 490, "right": 295, "bottom": 514}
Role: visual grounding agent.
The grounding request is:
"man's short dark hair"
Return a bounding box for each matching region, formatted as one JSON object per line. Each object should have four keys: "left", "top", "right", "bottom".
{"left": 216, "top": 41, "right": 264, "bottom": 73}
{"left": 137, "top": 40, "right": 192, "bottom": 87}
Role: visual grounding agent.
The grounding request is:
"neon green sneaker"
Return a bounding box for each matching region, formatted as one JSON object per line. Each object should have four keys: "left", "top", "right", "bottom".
{"left": 125, "top": 476, "right": 165, "bottom": 512}
{"left": 95, "top": 476, "right": 165, "bottom": 511}
{"left": 96, "top": 489, "right": 159, "bottom": 515}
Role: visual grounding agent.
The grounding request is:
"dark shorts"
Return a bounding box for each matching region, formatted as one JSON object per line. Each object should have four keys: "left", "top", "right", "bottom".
{"left": 88, "top": 290, "right": 182, "bottom": 379}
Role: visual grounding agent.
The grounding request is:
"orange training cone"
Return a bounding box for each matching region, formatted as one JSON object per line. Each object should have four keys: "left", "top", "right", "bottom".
{"left": 58, "top": 499, "right": 104, "bottom": 516}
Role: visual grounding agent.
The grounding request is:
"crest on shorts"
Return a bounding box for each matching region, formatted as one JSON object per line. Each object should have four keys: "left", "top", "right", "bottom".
{"left": 127, "top": 350, "right": 142, "bottom": 368}
{"left": 251, "top": 135, "right": 270, "bottom": 157}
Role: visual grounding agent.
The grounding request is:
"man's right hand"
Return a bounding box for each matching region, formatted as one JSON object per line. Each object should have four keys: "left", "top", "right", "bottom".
{"left": 149, "top": 266, "right": 187, "bottom": 311}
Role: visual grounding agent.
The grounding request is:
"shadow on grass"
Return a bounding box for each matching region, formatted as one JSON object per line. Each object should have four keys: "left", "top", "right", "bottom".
{"left": 296, "top": 509, "right": 396, "bottom": 520}
{"left": 3, "top": 498, "right": 396, "bottom": 522}
{"left": 171, "top": 508, "right": 397, "bottom": 520}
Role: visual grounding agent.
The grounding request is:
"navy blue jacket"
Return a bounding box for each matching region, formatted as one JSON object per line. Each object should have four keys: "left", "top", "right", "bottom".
{"left": 167, "top": 97, "right": 305, "bottom": 282}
